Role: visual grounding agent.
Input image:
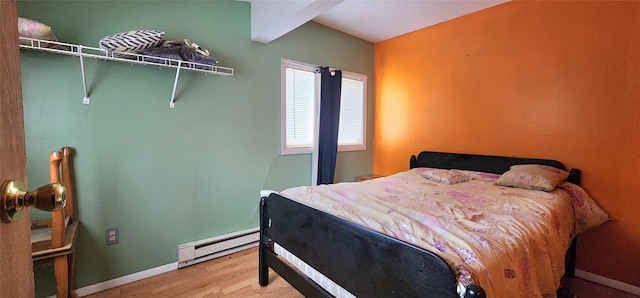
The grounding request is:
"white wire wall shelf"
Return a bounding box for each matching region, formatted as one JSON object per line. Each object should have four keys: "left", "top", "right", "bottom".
{"left": 19, "top": 37, "right": 234, "bottom": 108}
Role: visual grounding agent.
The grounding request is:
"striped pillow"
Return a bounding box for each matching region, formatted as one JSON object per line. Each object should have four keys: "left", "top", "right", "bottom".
{"left": 99, "top": 30, "right": 164, "bottom": 53}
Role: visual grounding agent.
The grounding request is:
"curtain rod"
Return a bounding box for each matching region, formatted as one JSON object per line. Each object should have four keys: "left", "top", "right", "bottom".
{"left": 282, "top": 58, "right": 368, "bottom": 78}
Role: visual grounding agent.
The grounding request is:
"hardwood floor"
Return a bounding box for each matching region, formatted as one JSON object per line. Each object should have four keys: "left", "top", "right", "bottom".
{"left": 84, "top": 248, "right": 301, "bottom": 298}
{"left": 84, "top": 247, "right": 637, "bottom": 298}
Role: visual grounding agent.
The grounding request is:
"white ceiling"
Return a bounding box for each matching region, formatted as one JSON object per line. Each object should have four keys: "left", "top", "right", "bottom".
{"left": 248, "top": 0, "right": 509, "bottom": 44}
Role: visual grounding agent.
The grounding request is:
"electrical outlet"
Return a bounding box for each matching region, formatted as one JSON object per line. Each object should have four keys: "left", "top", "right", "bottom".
{"left": 106, "top": 227, "right": 119, "bottom": 245}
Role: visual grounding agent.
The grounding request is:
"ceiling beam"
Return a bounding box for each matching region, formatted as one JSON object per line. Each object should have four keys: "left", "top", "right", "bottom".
{"left": 250, "top": 0, "right": 343, "bottom": 43}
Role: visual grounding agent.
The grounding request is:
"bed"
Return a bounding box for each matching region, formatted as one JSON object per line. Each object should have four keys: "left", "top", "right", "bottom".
{"left": 258, "top": 151, "right": 607, "bottom": 297}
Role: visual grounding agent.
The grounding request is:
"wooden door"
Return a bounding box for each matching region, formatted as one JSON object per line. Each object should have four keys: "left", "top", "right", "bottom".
{"left": 0, "top": 0, "right": 36, "bottom": 296}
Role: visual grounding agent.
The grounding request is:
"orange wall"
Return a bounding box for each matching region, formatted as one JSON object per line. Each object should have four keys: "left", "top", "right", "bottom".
{"left": 374, "top": 1, "right": 639, "bottom": 286}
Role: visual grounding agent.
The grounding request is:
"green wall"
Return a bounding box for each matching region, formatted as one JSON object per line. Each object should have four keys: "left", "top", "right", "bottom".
{"left": 17, "top": 1, "right": 374, "bottom": 296}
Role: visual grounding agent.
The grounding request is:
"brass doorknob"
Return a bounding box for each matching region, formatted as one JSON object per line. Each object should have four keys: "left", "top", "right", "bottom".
{"left": 0, "top": 180, "right": 66, "bottom": 223}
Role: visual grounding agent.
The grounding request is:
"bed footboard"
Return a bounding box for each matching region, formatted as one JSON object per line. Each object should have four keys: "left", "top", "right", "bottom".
{"left": 259, "top": 193, "right": 487, "bottom": 298}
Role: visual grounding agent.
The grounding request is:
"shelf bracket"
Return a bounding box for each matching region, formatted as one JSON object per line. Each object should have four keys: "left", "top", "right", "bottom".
{"left": 170, "top": 65, "right": 181, "bottom": 108}
{"left": 78, "top": 46, "right": 90, "bottom": 104}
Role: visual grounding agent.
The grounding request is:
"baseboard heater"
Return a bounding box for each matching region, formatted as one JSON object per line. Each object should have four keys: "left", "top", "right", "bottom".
{"left": 177, "top": 227, "right": 259, "bottom": 268}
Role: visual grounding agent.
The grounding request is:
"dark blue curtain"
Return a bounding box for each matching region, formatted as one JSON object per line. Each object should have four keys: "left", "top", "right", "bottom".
{"left": 317, "top": 67, "right": 342, "bottom": 185}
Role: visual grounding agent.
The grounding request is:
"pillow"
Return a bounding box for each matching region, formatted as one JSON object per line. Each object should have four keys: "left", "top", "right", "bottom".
{"left": 496, "top": 164, "right": 569, "bottom": 191}
{"left": 557, "top": 182, "right": 611, "bottom": 234}
{"left": 421, "top": 169, "right": 471, "bottom": 185}
{"left": 18, "top": 17, "right": 58, "bottom": 41}
{"left": 99, "top": 30, "right": 165, "bottom": 53}
{"left": 461, "top": 170, "right": 502, "bottom": 183}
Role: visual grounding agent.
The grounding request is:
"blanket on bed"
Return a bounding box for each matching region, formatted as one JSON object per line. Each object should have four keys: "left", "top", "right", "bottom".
{"left": 281, "top": 168, "right": 577, "bottom": 298}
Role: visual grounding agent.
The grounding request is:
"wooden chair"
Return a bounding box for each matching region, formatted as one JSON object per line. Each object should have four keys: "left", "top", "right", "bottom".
{"left": 31, "top": 147, "right": 79, "bottom": 298}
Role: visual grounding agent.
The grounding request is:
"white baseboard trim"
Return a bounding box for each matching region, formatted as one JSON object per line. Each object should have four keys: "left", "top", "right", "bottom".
{"left": 575, "top": 269, "right": 640, "bottom": 296}
{"left": 74, "top": 262, "right": 178, "bottom": 297}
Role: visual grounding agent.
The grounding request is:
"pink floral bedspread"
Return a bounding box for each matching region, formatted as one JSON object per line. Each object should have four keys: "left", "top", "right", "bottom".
{"left": 280, "top": 168, "right": 575, "bottom": 298}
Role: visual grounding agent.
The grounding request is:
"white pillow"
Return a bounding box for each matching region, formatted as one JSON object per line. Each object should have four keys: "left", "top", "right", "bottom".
{"left": 421, "top": 169, "right": 471, "bottom": 184}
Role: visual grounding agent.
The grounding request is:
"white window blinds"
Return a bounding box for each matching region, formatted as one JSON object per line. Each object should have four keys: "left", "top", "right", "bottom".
{"left": 285, "top": 67, "right": 315, "bottom": 149}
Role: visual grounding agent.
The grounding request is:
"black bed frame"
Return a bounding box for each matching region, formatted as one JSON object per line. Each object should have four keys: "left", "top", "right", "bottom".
{"left": 259, "top": 151, "right": 579, "bottom": 297}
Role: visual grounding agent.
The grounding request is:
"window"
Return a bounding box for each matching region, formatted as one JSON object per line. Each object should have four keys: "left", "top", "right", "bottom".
{"left": 281, "top": 59, "right": 367, "bottom": 155}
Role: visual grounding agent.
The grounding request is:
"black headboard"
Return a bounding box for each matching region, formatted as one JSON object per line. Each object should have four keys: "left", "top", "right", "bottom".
{"left": 410, "top": 151, "right": 580, "bottom": 185}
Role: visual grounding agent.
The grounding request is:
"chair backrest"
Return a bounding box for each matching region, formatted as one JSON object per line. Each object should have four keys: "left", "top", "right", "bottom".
{"left": 61, "top": 147, "right": 74, "bottom": 220}
{"left": 48, "top": 147, "right": 75, "bottom": 249}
